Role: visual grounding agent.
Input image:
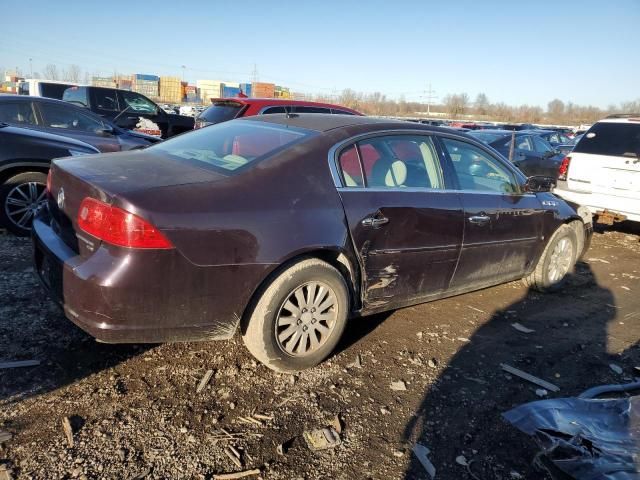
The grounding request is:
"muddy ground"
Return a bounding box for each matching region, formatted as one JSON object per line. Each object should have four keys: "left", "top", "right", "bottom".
{"left": 1, "top": 226, "right": 639, "bottom": 480}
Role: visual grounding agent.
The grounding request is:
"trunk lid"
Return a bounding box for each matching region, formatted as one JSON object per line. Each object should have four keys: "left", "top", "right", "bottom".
{"left": 48, "top": 150, "right": 226, "bottom": 254}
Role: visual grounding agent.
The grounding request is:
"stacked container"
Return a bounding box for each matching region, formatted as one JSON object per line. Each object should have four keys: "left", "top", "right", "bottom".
{"left": 274, "top": 85, "right": 291, "bottom": 99}
{"left": 91, "top": 76, "right": 117, "bottom": 88}
{"left": 184, "top": 85, "right": 199, "bottom": 103}
{"left": 197, "top": 79, "right": 223, "bottom": 103}
{"left": 133, "top": 74, "right": 159, "bottom": 99}
{"left": 239, "top": 82, "right": 252, "bottom": 97}
{"left": 159, "top": 76, "right": 182, "bottom": 103}
{"left": 252, "top": 82, "right": 276, "bottom": 98}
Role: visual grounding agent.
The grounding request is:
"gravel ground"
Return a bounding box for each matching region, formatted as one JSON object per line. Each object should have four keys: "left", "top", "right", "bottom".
{"left": 0, "top": 226, "right": 639, "bottom": 480}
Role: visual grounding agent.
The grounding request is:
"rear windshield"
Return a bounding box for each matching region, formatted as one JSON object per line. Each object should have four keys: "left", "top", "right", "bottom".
{"left": 573, "top": 122, "right": 640, "bottom": 157}
{"left": 468, "top": 131, "right": 507, "bottom": 144}
{"left": 148, "top": 120, "right": 314, "bottom": 173}
{"left": 199, "top": 101, "right": 245, "bottom": 124}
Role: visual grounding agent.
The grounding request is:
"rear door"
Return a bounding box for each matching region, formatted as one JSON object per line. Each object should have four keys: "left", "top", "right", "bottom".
{"left": 335, "top": 133, "right": 464, "bottom": 307}
{"left": 438, "top": 136, "right": 544, "bottom": 290}
{"left": 568, "top": 121, "right": 640, "bottom": 214}
{"left": 0, "top": 99, "right": 38, "bottom": 128}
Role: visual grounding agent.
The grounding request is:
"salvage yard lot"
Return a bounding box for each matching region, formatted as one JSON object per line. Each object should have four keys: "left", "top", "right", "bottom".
{"left": 1, "top": 228, "right": 639, "bottom": 480}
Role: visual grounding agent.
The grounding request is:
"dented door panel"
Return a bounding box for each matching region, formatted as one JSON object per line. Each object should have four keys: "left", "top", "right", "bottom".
{"left": 338, "top": 189, "right": 464, "bottom": 308}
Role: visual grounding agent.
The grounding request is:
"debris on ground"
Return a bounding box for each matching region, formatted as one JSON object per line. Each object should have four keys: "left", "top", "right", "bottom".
{"left": 535, "top": 389, "right": 548, "bottom": 398}
{"left": 511, "top": 323, "right": 535, "bottom": 334}
{"left": 390, "top": 380, "right": 407, "bottom": 391}
{"left": 455, "top": 455, "right": 468, "bottom": 466}
{"left": 500, "top": 363, "right": 560, "bottom": 392}
{"left": 412, "top": 443, "right": 436, "bottom": 479}
{"left": 212, "top": 468, "right": 261, "bottom": 480}
{"left": 224, "top": 445, "right": 243, "bottom": 468}
{"left": 196, "top": 369, "right": 214, "bottom": 393}
{"left": 0, "top": 360, "right": 40, "bottom": 369}
{"left": 348, "top": 354, "right": 363, "bottom": 368}
{"left": 61, "top": 417, "right": 74, "bottom": 448}
{"left": 0, "top": 432, "right": 12, "bottom": 443}
{"left": 504, "top": 385, "right": 640, "bottom": 479}
{"left": 609, "top": 363, "right": 623, "bottom": 375}
{"left": 303, "top": 426, "right": 341, "bottom": 451}
{"left": 0, "top": 465, "right": 13, "bottom": 480}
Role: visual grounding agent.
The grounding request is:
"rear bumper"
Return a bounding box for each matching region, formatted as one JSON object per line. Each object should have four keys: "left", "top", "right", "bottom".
{"left": 554, "top": 185, "right": 640, "bottom": 223}
{"left": 32, "top": 211, "right": 272, "bottom": 343}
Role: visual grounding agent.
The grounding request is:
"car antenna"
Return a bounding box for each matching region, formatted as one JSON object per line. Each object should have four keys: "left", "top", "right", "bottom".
{"left": 285, "top": 107, "right": 298, "bottom": 119}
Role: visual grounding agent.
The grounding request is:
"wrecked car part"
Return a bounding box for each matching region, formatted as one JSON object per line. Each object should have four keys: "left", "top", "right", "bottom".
{"left": 412, "top": 443, "right": 436, "bottom": 479}
{"left": 303, "top": 426, "right": 341, "bottom": 451}
{"left": 503, "top": 385, "right": 640, "bottom": 479}
{"left": 501, "top": 363, "right": 560, "bottom": 392}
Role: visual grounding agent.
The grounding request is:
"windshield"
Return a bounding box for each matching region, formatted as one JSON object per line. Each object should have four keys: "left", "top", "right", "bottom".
{"left": 148, "top": 120, "right": 314, "bottom": 173}
{"left": 468, "top": 131, "right": 507, "bottom": 144}
{"left": 573, "top": 122, "right": 640, "bottom": 158}
{"left": 199, "top": 101, "right": 246, "bottom": 124}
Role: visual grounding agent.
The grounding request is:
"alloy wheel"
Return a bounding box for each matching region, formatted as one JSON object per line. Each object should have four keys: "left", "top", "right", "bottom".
{"left": 275, "top": 281, "right": 338, "bottom": 356}
{"left": 547, "top": 237, "right": 574, "bottom": 283}
{"left": 4, "top": 182, "right": 47, "bottom": 231}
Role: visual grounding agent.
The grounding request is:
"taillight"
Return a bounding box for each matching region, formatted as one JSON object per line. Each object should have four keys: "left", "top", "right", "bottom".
{"left": 558, "top": 156, "right": 571, "bottom": 181}
{"left": 77, "top": 197, "right": 173, "bottom": 249}
{"left": 46, "top": 169, "right": 52, "bottom": 193}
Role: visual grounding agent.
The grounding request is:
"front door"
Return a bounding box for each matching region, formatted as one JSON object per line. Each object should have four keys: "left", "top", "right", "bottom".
{"left": 335, "top": 134, "right": 464, "bottom": 307}
{"left": 117, "top": 91, "right": 166, "bottom": 138}
{"left": 438, "top": 136, "right": 544, "bottom": 290}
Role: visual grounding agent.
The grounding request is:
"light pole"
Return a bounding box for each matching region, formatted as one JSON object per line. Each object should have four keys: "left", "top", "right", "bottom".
{"left": 29, "top": 58, "right": 33, "bottom": 78}
{"left": 181, "top": 65, "right": 186, "bottom": 82}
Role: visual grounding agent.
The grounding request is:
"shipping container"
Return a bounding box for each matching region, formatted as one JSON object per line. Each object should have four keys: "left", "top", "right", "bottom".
{"left": 252, "top": 82, "right": 276, "bottom": 98}
{"left": 222, "top": 86, "right": 241, "bottom": 97}
{"left": 134, "top": 74, "right": 160, "bottom": 81}
{"left": 239, "top": 83, "right": 252, "bottom": 97}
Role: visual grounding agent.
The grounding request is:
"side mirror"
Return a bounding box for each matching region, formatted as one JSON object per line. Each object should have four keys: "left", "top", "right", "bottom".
{"left": 95, "top": 125, "right": 114, "bottom": 136}
{"left": 524, "top": 175, "right": 556, "bottom": 193}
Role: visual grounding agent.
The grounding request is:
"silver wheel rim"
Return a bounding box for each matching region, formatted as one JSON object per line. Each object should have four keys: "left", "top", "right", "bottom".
{"left": 4, "top": 181, "right": 46, "bottom": 230}
{"left": 547, "top": 237, "right": 573, "bottom": 283}
{"left": 275, "top": 281, "right": 338, "bottom": 357}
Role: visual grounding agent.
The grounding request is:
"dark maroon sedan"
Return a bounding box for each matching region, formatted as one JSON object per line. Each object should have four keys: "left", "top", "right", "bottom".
{"left": 33, "top": 114, "right": 591, "bottom": 372}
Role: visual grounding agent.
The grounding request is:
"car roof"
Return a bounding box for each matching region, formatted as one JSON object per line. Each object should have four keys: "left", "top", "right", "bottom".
{"left": 599, "top": 114, "right": 640, "bottom": 124}
{"left": 243, "top": 113, "right": 456, "bottom": 134}
{"left": 0, "top": 121, "right": 99, "bottom": 149}
{"left": 208, "top": 97, "right": 362, "bottom": 114}
{"left": 467, "top": 129, "right": 516, "bottom": 135}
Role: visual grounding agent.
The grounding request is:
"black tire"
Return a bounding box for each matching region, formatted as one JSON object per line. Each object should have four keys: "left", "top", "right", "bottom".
{"left": 242, "top": 258, "right": 349, "bottom": 373}
{"left": 0, "top": 171, "right": 48, "bottom": 236}
{"left": 523, "top": 223, "right": 579, "bottom": 292}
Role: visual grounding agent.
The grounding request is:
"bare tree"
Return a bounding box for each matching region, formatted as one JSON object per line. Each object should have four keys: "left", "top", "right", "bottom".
{"left": 42, "top": 64, "right": 59, "bottom": 80}
{"left": 444, "top": 93, "right": 469, "bottom": 117}
{"left": 63, "top": 64, "right": 82, "bottom": 83}
{"left": 474, "top": 93, "right": 490, "bottom": 116}
{"left": 547, "top": 99, "right": 565, "bottom": 122}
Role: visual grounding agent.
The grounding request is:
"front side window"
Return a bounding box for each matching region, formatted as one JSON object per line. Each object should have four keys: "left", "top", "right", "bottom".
{"left": 149, "top": 121, "right": 314, "bottom": 173}
{"left": 0, "top": 102, "right": 37, "bottom": 125}
{"left": 39, "top": 103, "right": 105, "bottom": 131}
{"left": 261, "top": 106, "right": 287, "bottom": 114}
{"left": 332, "top": 109, "right": 355, "bottom": 115}
{"left": 515, "top": 136, "right": 533, "bottom": 151}
{"left": 119, "top": 91, "right": 157, "bottom": 115}
{"left": 62, "top": 86, "right": 89, "bottom": 107}
{"left": 338, "top": 135, "right": 445, "bottom": 189}
{"left": 441, "top": 137, "right": 518, "bottom": 193}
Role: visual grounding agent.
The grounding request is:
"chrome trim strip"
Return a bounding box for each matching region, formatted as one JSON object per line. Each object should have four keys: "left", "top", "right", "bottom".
{"left": 463, "top": 237, "right": 539, "bottom": 247}
{"left": 370, "top": 244, "right": 460, "bottom": 255}
{"left": 337, "top": 186, "right": 536, "bottom": 197}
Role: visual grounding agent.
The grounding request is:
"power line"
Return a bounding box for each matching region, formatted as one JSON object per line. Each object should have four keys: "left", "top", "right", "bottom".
{"left": 421, "top": 83, "right": 438, "bottom": 115}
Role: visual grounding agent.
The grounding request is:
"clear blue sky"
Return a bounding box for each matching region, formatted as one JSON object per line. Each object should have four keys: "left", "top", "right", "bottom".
{"left": 1, "top": 0, "right": 638, "bottom": 108}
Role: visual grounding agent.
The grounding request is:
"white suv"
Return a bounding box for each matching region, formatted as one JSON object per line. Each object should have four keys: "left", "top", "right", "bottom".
{"left": 554, "top": 115, "right": 640, "bottom": 224}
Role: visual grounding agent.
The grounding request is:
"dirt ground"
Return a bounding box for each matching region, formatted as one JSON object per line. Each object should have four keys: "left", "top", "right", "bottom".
{"left": 1, "top": 226, "right": 639, "bottom": 480}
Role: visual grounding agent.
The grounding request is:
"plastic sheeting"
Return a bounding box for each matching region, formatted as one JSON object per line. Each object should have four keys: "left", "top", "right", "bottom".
{"left": 503, "top": 394, "right": 639, "bottom": 479}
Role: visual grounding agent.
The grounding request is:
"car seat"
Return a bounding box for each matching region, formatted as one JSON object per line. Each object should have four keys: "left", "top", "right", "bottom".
{"left": 370, "top": 157, "right": 408, "bottom": 187}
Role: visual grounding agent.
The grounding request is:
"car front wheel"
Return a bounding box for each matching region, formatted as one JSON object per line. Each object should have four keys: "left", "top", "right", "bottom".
{"left": 0, "top": 172, "right": 48, "bottom": 236}
{"left": 523, "top": 223, "right": 579, "bottom": 292}
{"left": 242, "top": 258, "right": 349, "bottom": 372}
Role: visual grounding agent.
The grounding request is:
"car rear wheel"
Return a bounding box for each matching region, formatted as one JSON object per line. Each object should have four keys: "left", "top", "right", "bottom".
{"left": 523, "top": 223, "right": 578, "bottom": 292}
{"left": 242, "top": 258, "right": 349, "bottom": 372}
{"left": 0, "top": 172, "right": 48, "bottom": 236}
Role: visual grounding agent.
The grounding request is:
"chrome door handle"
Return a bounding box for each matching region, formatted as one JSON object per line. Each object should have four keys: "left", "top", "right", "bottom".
{"left": 468, "top": 215, "right": 490, "bottom": 225}
{"left": 362, "top": 216, "right": 389, "bottom": 228}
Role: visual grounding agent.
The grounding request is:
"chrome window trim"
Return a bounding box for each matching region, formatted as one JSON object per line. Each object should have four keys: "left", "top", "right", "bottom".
{"left": 328, "top": 128, "right": 531, "bottom": 196}
{"left": 258, "top": 105, "right": 292, "bottom": 115}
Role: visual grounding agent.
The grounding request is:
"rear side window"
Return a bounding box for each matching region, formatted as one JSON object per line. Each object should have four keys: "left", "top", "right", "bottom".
{"left": 0, "top": 102, "right": 37, "bottom": 125}
{"left": 149, "top": 121, "right": 314, "bottom": 173}
{"left": 39, "top": 83, "right": 73, "bottom": 100}
{"left": 262, "top": 106, "right": 288, "bottom": 114}
{"left": 200, "top": 101, "right": 245, "bottom": 124}
{"left": 332, "top": 109, "right": 355, "bottom": 115}
{"left": 573, "top": 122, "right": 640, "bottom": 158}
{"left": 294, "top": 106, "right": 331, "bottom": 114}
{"left": 338, "top": 135, "right": 445, "bottom": 189}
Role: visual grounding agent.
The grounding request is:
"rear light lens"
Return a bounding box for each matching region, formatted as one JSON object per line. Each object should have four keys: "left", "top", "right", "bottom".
{"left": 77, "top": 197, "right": 173, "bottom": 249}
{"left": 558, "top": 156, "right": 571, "bottom": 181}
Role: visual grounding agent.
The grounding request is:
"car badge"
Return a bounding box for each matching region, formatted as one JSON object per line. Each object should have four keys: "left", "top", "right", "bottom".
{"left": 57, "top": 188, "right": 65, "bottom": 210}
